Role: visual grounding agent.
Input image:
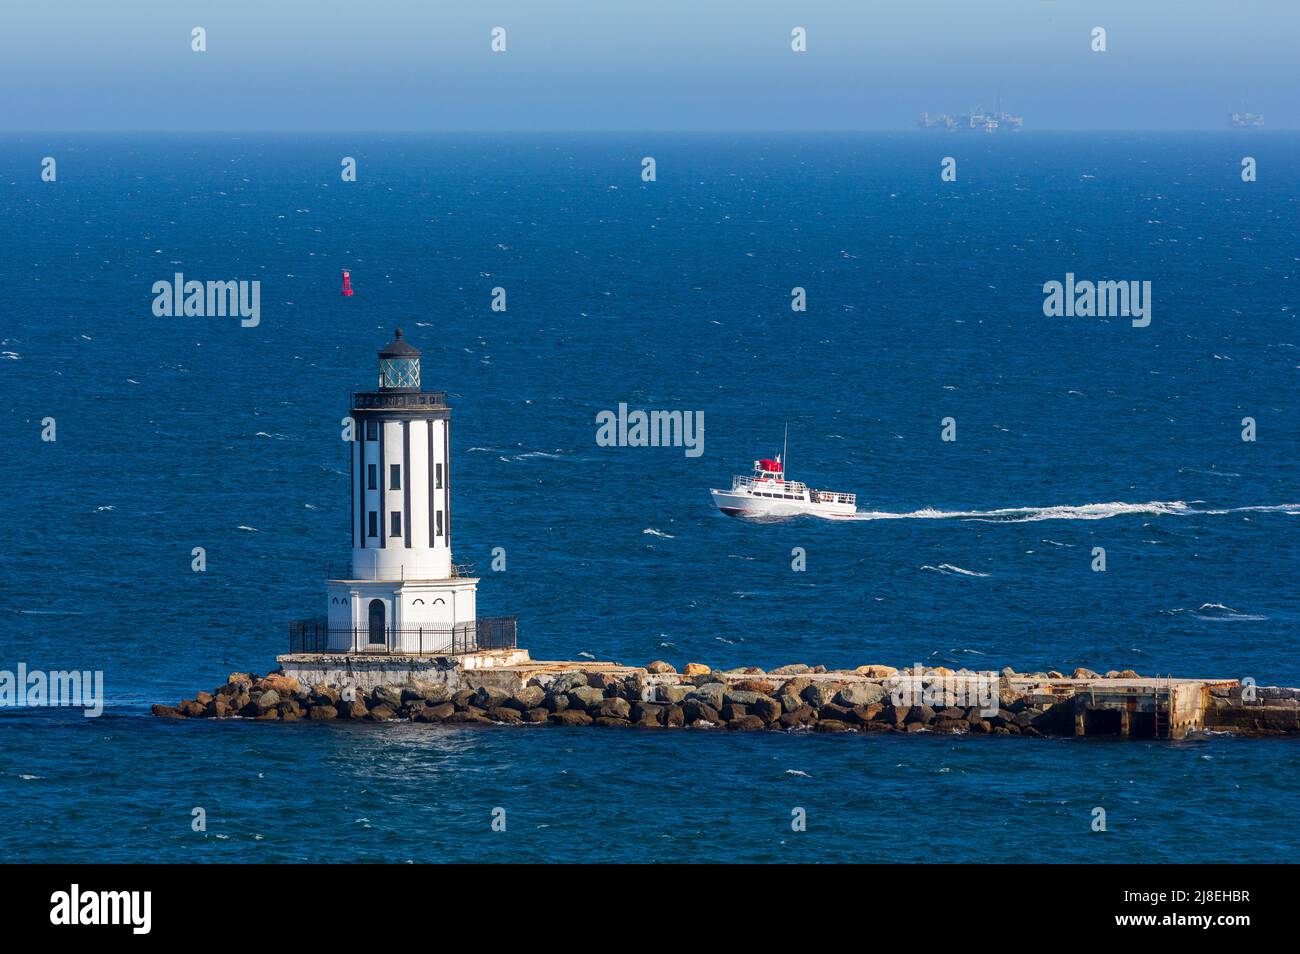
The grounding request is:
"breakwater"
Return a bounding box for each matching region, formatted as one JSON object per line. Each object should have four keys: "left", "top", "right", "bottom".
{"left": 153, "top": 656, "right": 1300, "bottom": 738}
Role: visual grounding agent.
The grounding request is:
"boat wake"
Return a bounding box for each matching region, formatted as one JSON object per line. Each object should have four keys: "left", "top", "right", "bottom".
{"left": 841, "top": 501, "right": 1299, "bottom": 523}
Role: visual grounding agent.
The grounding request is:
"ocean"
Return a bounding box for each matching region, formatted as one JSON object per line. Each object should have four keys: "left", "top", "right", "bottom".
{"left": 1, "top": 132, "right": 1296, "bottom": 862}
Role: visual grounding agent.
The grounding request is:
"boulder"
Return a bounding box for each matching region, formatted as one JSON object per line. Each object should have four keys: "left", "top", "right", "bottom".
{"left": 568, "top": 686, "right": 606, "bottom": 709}
{"left": 255, "top": 709, "right": 280, "bottom": 721}
{"left": 1116, "top": 669, "right": 1140, "bottom": 679}
{"left": 688, "top": 683, "right": 726, "bottom": 710}
{"left": 179, "top": 699, "right": 206, "bottom": 718}
{"left": 834, "top": 684, "right": 887, "bottom": 708}
{"left": 508, "top": 686, "right": 546, "bottom": 711}
{"left": 595, "top": 697, "right": 632, "bottom": 720}
{"left": 727, "top": 715, "right": 766, "bottom": 731}
{"left": 547, "top": 672, "right": 588, "bottom": 693}
{"left": 205, "top": 697, "right": 232, "bottom": 719}
{"left": 770, "top": 664, "right": 811, "bottom": 676}
{"left": 451, "top": 689, "right": 478, "bottom": 709}
{"left": 777, "top": 692, "right": 803, "bottom": 714}
{"left": 587, "top": 671, "right": 622, "bottom": 691}
{"left": 367, "top": 704, "right": 397, "bottom": 721}
{"left": 549, "top": 709, "right": 593, "bottom": 727}
{"left": 646, "top": 660, "right": 677, "bottom": 674}
{"left": 311, "top": 686, "right": 341, "bottom": 706}
{"left": 845, "top": 705, "right": 882, "bottom": 726}
{"left": 731, "top": 678, "right": 777, "bottom": 694}
{"left": 420, "top": 684, "right": 452, "bottom": 705}
{"left": 905, "top": 705, "right": 936, "bottom": 725}
{"left": 750, "top": 696, "right": 782, "bottom": 723}
{"left": 445, "top": 711, "right": 493, "bottom": 725}
{"left": 632, "top": 703, "right": 664, "bottom": 726}
{"left": 720, "top": 703, "right": 749, "bottom": 721}
{"left": 779, "top": 705, "right": 817, "bottom": 728}
{"left": 338, "top": 699, "right": 369, "bottom": 720}
{"left": 681, "top": 699, "right": 721, "bottom": 724}
{"left": 277, "top": 699, "right": 302, "bottom": 719}
{"left": 779, "top": 677, "right": 814, "bottom": 696}
{"left": 683, "top": 663, "right": 711, "bottom": 677}
{"left": 1071, "top": 667, "right": 1101, "bottom": 680}
{"left": 473, "top": 685, "right": 513, "bottom": 710}
{"left": 308, "top": 705, "right": 338, "bottom": 720}
{"left": 855, "top": 665, "right": 898, "bottom": 678}
{"left": 488, "top": 707, "right": 523, "bottom": 724}
{"left": 257, "top": 673, "right": 300, "bottom": 696}
{"left": 254, "top": 690, "right": 280, "bottom": 712}
{"left": 524, "top": 708, "right": 550, "bottom": 724}
{"left": 370, "top": 685, "right": 403, "bottom": 709}
{"left": 664, "top": 705, "right": 686, "bottom": 728}
{"left": 723, "top": 688, "right": 766, "bottom": 707}
{"left": 815, "top": 720, "right": 852, "bottom": 733}
{"left": 415, "top": 703, "right": 455, "bottom": 722}
{"left": 801, "top": 682, "right": 843, "bottom": 709}
{"left": 195, "top": 690, "right": 214, "bottom": 706}
{"left": 151, "top": 704, "right": 184, "bottom": 719}
{"left": 544, "top": 692, "right": 569, "bottom": 712}
{"left": 227, "top": 672, "right": 253, "bottom": 689}
{"left": 657, "top": 684, "right": 690, "bottom": 705}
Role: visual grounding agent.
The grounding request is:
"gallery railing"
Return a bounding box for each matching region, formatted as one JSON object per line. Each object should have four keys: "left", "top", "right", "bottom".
{"left": 287, "top": 616, "right": 517, "bottom": 655}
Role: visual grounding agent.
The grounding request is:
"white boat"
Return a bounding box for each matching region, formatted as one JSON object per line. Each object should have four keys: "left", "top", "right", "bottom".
{"left": 711, "top": 448, "right": 857, "bottom": 520}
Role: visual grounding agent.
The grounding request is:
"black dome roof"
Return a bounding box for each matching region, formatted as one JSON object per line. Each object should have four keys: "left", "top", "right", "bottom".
{"left": 378, "top": 328, "right": 420, "bottom": 358}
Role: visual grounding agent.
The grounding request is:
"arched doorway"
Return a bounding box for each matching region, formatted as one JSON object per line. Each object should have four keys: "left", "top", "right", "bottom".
{"left": 368, "top": 599, "right": 386, "bottom": 646}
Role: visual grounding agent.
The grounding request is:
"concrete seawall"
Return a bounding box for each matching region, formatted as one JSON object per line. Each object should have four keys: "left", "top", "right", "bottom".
{"left": 151, "top": 652, "right": 1300, "bottom": 739}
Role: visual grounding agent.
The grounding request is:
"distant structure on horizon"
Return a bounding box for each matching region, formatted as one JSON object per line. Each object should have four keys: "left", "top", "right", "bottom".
{"left": 918, "top": 104, "right": 1023, "bottom": 132}
{"left": 1230, "top": 112, "right": 1265, "bottom": 128}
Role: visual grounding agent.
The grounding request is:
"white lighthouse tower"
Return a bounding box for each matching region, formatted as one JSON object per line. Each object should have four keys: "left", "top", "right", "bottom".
{"left": 323, "top": 329, "right": 480, "bottom": 653}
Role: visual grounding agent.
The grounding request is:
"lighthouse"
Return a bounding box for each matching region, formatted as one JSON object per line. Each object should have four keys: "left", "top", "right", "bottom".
{"left": 323, "top": 329, "right": 480, "bottom": 653}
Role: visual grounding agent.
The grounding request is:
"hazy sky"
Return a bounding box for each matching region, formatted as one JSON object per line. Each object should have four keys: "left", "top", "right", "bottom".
{"left": 6, "top": 1, "right": 1297, "bottom": 130}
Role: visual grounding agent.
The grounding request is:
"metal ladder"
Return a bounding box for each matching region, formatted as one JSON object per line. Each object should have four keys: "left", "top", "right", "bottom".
{"left": 1153, "top": 676, "right": 1170, "bottom": 739}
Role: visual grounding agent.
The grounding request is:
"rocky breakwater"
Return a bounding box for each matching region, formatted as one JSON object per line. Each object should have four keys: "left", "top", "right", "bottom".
{"left": 151, "top": 662, "right": 1068, "bottom": 736}
{"left": 152, "top": 662, "right": 1299, "bottom": 737}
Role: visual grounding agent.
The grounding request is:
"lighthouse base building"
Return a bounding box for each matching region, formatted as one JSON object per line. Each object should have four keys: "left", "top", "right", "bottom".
{"left": 284, "top": 330, "right": 523, "bottom": 677}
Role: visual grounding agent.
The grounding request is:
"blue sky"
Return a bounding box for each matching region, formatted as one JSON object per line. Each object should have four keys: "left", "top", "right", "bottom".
{"left": 5, "top": 1, "right": 1297, "bottom": 130}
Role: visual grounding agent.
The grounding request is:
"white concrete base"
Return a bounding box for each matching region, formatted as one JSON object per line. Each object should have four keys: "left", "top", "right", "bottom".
{"left": 275, "top": 648, "right": 531, "bottom": 692}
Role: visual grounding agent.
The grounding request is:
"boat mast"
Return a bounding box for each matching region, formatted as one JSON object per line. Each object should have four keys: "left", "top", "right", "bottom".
{"left": 782, "top": 422, "right": 788, "bottom": 476}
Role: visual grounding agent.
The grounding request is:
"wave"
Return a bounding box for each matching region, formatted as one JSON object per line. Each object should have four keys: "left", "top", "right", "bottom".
{"left": 1165, "top": 603, "right": 1269, "bottom": 622}
{"left": 642, "top": 528, "right": 675, "bottom": 539}
{"left": 845, "top": 501, "right": 1299, "bottom": 523}
{"left": 921, "top": 563, "right": 990, "bottom": 577}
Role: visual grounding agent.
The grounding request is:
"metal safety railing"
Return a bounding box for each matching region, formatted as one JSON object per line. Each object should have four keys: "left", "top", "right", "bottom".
{"left": 287, "top": 616, "right": 517, "bottom": 655}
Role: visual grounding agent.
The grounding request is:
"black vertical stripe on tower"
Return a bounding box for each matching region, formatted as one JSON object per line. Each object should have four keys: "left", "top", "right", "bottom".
{"left": 403, "top": 420, "right": 411, "bottom": 548}
{"left": 356, "top": 427, "right": 364, "bottom": 548}
{"left": 444, "top": 416, "right": 451, "bottom": 551}
{"left": 349, "top": 433, "right": 356, "bottom": 549}
{"left": 378, "top": 420, "right": 385, "bottom": 549}
{"left": 427, "top": 418, "right": 435, "bottom": 548}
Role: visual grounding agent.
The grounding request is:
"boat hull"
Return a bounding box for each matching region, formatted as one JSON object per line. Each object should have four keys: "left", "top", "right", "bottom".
{"left": 711, "top": 488, "right": 857, "bottom": 520}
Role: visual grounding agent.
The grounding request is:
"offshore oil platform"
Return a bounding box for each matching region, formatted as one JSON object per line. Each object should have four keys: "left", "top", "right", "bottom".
{"left": 918, "top": 98, "right": 1024, "bottom": 132}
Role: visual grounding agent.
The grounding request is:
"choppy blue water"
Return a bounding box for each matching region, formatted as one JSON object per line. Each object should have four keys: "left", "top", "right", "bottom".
{"left": 1, "top": 133, "right": 1297, "bottom": 862}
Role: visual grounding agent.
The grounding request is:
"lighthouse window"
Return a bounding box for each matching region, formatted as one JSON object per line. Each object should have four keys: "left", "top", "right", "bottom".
{"left": 367, "top": 464, "right": 377, "bottom": 490}
{"left": 436, "top": 510, "right": 444, "bottom": 538}
{"left": 390, "top": 512, "right": 402, "bottom": 537}
{"left": 368, "top": 512, "right": 378, "bottom": 537}
{"left": 435, "top": 463, "right": 443, "bottom": 489}
{"left": 365, "top": 421, "right": 378, "bottom": 441}
{"left": 390, "top": 464, "right": 401, "bottom": 490}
